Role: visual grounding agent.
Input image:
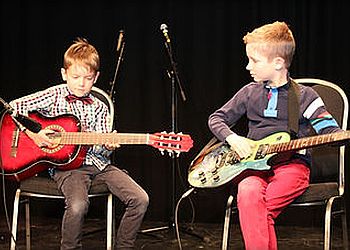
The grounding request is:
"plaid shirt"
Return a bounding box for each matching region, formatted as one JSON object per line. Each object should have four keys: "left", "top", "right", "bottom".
{"left": 9, "top": 84, "right": 113, "bottom": 171}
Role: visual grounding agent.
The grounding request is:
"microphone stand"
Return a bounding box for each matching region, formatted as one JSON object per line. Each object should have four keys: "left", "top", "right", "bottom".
{"left": 141, "top": 31, "right": 196, "bottom": 238}
{"left": 109, "top": 31, "right": 125, "bottom": 104}
{"left": 166, "top": 38, "right": 186, "bottom": 230}
{"left": 140, "top": 35, "right": 206, "bottom": 247}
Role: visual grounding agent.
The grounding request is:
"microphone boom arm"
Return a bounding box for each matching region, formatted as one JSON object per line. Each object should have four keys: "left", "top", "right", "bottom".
{"left": 163, "top": 39, "right": 187, "bottom": 102}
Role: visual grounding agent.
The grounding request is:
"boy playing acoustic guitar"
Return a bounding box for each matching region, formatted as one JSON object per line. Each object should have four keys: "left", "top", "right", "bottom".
{"left": 208, "top": 21, "right": 341, "bottom": 249}
{"left": 9, "top": 38, "right": 149, "bottom": 250}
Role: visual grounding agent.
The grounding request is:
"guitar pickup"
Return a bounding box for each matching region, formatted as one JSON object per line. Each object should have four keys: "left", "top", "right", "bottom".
{"left": 200, "top": 176, "right": 207, "bottom": 184}
{"left": 255, "top": 144, "right": 269, "bottom": 159}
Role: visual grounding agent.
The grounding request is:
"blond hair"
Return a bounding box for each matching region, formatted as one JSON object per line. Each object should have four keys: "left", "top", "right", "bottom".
{"left": 63, "top": 38, "right": 100, "bottom": 72}
{"left": 243, "top": 21, "right": 295, "bottom": 68}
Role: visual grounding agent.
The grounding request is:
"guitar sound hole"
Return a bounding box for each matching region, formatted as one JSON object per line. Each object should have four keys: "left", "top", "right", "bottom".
{"left": 41, "top": 125, "right": 65, "bottom": 153}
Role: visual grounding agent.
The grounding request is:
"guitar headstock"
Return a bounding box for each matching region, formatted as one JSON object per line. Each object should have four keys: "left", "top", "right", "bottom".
{"left": 149, "top": 132, "right": 194, "bottom": 156}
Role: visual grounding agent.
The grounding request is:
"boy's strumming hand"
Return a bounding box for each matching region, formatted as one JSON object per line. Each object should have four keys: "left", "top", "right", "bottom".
{"left": 25, "top": 129, "right": 55, "bottom": 148}
{"left": 226, "top": 133, "right": 253, "bottom": 159}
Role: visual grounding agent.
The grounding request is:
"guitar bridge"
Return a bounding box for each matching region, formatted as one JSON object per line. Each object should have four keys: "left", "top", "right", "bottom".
{"left": 11, "top": 128, "right": 20, "bottom": 157}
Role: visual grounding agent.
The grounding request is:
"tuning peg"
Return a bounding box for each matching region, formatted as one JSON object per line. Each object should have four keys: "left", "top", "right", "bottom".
{"left": 177, "top": 132, "right": 183, "bottom": 140}
{"left": 169, "top": 150, "right": 181, "bottom": 158}
{"left": 159, "top": 148, "right": 165, "bottom": 155}
{"left": 167, "top": 149, "right": 173, "bottom": 157}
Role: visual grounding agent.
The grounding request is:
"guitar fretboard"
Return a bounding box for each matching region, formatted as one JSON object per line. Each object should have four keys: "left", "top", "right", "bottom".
{"left": 268, "top": 131, "right": 349, "bottom": 153}
{"left": 51, "top": 132, "right": 150, "bottom": 145}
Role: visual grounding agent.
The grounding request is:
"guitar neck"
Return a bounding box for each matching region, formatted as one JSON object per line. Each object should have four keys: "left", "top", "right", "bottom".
{"left": 269, "top": 130, "right": 349, "bottom": 154}
{"left": 52, "top": 132, "right": 151, "bottom": 145}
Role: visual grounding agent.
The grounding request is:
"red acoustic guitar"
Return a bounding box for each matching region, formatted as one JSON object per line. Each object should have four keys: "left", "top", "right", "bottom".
{"left": 0, "top": 112, "right": 193, "bottom": 181}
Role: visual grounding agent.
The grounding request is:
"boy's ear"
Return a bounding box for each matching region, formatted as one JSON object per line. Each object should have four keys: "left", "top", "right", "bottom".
{"left": 274, "top": 57, "right": 285, "bottom": 70}
{"left": 61, "top": 68, "right": 67, "bottom": 81}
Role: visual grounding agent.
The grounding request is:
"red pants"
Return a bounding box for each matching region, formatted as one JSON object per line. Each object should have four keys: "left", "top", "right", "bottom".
{"left": 237, "top": 159, "right": 310, "bottom": 250}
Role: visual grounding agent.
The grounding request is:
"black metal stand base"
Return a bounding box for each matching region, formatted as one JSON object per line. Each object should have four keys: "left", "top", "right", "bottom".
{"left": 139, "top": 223, "right": 210, "bottom": 243}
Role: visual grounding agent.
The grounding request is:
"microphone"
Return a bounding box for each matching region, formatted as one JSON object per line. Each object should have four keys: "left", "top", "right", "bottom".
{"left": 160, "top": 23, "right": 171, "bottom": 43}
{"left": 116, "top": 30, "right": 124, "bottom": 52}
{"left": 0, "top": 97, "right": 42, "bottom": 133}
{"left": 13, "top": 114, "right": 42, "bottom": 133}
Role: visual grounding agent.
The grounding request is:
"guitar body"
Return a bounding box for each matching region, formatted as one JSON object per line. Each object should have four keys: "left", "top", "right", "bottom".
{"left": 188, "top": 132, "right": 291, "bottom": 188}
{"left": 0, "top": 112, "right": 86, "bottom": 181}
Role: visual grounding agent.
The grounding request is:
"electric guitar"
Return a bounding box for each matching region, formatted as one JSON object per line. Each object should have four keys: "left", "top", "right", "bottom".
{"left": 0, "top": 112, "right": 193, "bottom": 181}
{"left": 188, "top": 131, "right": 349, "bottom": 188}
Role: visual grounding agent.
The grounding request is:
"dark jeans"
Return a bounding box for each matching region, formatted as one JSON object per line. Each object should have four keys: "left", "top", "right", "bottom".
{"left": 53, "top": 164, "right": 149, "bottom": 250}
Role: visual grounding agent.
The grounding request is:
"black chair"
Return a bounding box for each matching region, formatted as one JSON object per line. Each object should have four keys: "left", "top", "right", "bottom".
{"left": 10, "top": 86, "right": 115, "bottom": 250}
{"left": 222, "top": 78, "right": 349, "bottom": 250}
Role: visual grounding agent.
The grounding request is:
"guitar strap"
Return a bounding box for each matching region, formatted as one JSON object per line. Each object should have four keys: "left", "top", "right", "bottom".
{"left": 288, "top": 78, "right": 300, "bottom": 138}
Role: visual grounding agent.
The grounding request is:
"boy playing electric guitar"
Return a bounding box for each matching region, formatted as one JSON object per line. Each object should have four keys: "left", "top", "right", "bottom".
{"left": 208, "top": 21, "right": 341, "bottom": 250}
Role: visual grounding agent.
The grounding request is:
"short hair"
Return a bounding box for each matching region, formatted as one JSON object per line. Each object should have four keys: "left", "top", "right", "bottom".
{"left": 63, "top": 38, "right": 100, "bottom": 72}
{"left": 243, "top": 21, "right": 295, "bottom": 68}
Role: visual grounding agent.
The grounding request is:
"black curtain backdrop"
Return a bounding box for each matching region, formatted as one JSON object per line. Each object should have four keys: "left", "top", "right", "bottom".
{"left": 1, "top": 0, "right": 349, "bottom": 224}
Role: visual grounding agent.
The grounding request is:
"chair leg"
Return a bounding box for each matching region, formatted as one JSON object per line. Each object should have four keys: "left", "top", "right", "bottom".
{"left": 222, "top": 195, "right": 234, "bottom": 250}
{"left": 10, "top": 189, "right": 21, "bottom": 250}
{"left": 325, "top": 197, "right": 349, "bottom": 250}
{"left": 106, "top": 193, "right": 113, "bottom": 250}
{"left": 25, "top": 199, "right": 31, "bottom": 250}
{"left": 112, "top": 196, "right": 115, "bottom": 247}
{"left": 324, "top": 197, "right": 336, "bottom": 250}
{"left": 341, "top": 200, "right": 348, "bottom": 250}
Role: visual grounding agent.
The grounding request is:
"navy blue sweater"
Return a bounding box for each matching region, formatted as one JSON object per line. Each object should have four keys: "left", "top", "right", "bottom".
{"left": 208, "top": 81, "right": 341, "bottom": 164}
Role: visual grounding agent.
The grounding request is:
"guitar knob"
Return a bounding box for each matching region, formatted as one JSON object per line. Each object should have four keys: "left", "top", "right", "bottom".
{"left": 210, "top": 167, "right": 218, "bottom": 174}
{"left": 213, "top": 175, "right": 220, "bottom": 182}
{"left": 198, "top": 170, "right": 205, "bottom": 176}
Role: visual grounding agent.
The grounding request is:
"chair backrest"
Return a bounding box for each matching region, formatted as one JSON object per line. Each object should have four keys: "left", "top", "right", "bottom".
{"left": 91, "top": 86, "right": 115, "bottom": 131}
{"left": 294, "top": 78, "right": 348, "bottom": 195}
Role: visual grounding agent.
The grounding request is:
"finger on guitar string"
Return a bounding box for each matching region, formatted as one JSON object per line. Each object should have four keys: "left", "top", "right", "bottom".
{"left": 104, "top": 130, "right": 121, "bottom": 150}
{"left": 25, "top": 128, "right": 56, "bottom": 148}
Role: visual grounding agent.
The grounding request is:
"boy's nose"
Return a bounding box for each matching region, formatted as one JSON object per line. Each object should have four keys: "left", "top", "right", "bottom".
{"left": 78, "top": 78, "right": 85, "bottom": 86}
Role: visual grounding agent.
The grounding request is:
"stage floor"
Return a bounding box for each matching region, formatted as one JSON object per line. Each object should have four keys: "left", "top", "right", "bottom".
{"left": 0, "top": 216, "right": 347, "bottom": 249}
